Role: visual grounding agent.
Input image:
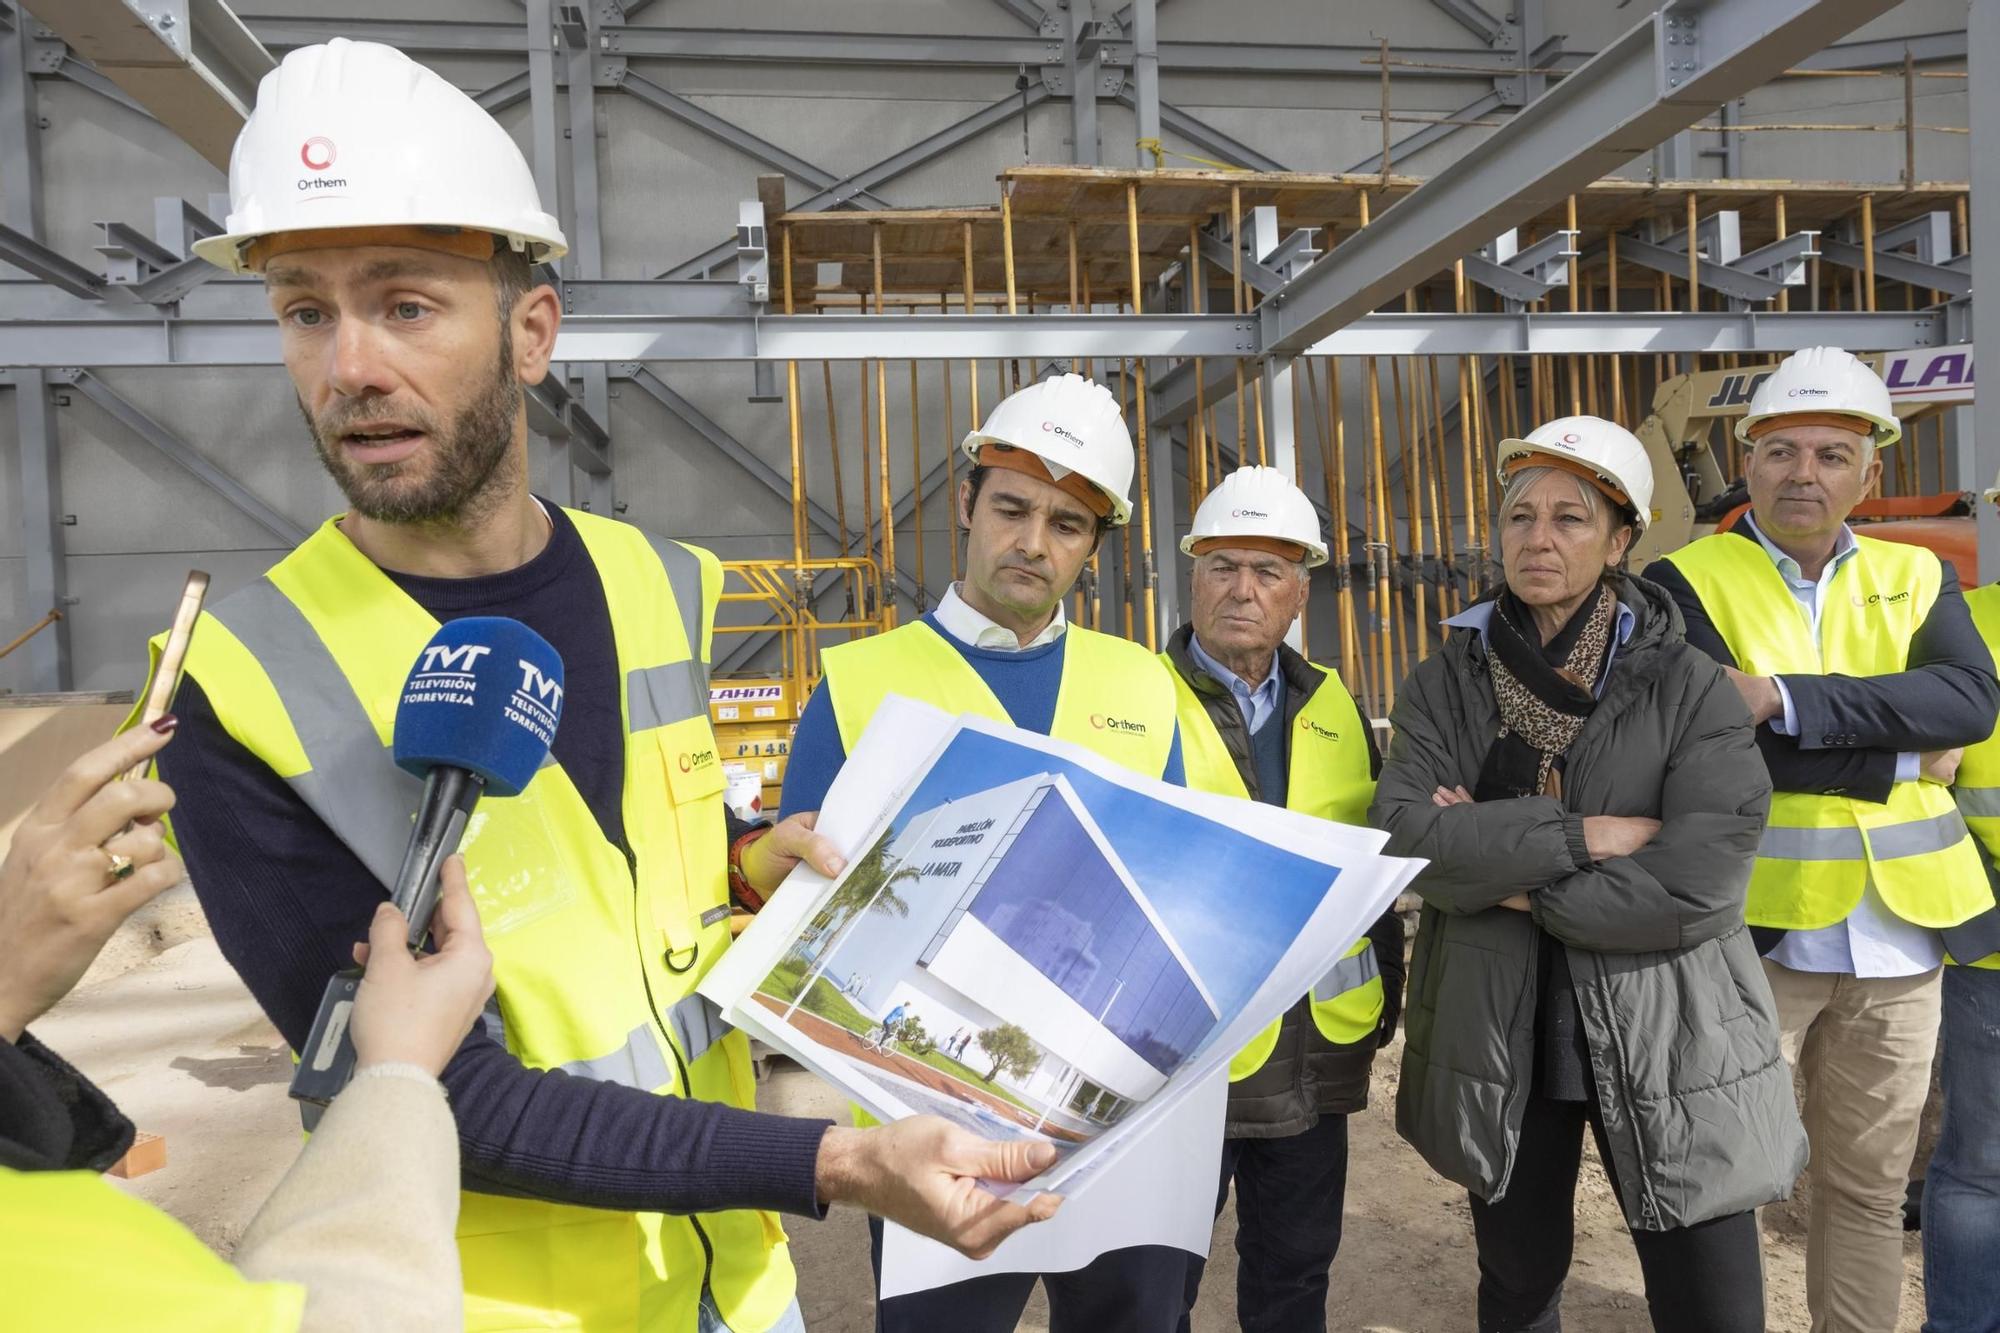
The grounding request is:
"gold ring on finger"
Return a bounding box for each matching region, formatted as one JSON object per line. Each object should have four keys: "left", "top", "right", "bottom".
{"left": 103, "top": 848, "right": 137, "bottom": 882}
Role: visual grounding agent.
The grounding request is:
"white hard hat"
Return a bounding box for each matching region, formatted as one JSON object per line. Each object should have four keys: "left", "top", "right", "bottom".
{"left": 1735, "top": 346, "right": 1901, "bottom": 448}
{"left": 1180, "top": 466, "right": 1327, "bottom": 567}
{"left": 1495, "top": 414, "right": 1656, "bottom": 534}
{"left": 193, "top": 39, "right": 567, "bottom": 274}
{"left": 962, "top": 373, "right": 1136, "bottom": 527}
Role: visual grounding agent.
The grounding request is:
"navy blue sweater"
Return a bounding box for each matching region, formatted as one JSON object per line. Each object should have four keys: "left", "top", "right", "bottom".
{"left": 158, "top": 506, "right": 831, "bottom": 1218}
{"left": 780, "top": 614, "right": 1186, "bottom": 820}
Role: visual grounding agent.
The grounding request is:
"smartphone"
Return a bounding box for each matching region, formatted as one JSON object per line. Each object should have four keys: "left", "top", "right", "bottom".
{"left": 125, "top": 570, "right": 209, "bottom": 781}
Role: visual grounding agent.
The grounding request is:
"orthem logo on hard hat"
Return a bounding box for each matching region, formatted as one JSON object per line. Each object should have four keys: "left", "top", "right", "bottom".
{"left": 1559, "top": 432, "right": 1582, "bottom": 445}
{"left": 1040, "top": 421, "right": 1088, "bottom": 449}
{"left": 300, "top": 137, "right": 338, "bottom": 171}
{"left": 1230, "top": 508, "right": 1269, "bottom": 519}
{"left": 1789, "top": 386, "right": 1830, "bottom": 398}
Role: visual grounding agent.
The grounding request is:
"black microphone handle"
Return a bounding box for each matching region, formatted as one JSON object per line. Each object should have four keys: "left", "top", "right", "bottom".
{"left": 390, "top": 766, "right": 486, "bottom": 951}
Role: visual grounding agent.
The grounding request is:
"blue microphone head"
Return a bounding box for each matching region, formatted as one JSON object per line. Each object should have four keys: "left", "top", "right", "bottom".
{"left": 393, "top": 617, "right": 563, "bottom": 798}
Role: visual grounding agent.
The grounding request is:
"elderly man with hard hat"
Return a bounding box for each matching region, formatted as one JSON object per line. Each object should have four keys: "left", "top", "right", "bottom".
{"left": 1162, "top": 467, "right": 1404, "bottom": 1333}
{"left": 781, "top": 372, "right": 1208, "bottom": 1333}
{"left": 1647, "top": 346, "right": 2000, "bottom": 1333}
{"left": 1923, "top": 470, "right": 2000, "bottom": 1333}
{"left": 151, "top": 39, "right": 1062, "bottom": 1333}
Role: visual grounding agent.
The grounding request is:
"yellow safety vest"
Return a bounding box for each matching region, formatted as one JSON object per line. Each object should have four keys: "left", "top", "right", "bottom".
{"left": 1946, "top": 583, "right": 2000, "bottom": 968}
{"left": 818, "top": 618, "right": 1180, "bottom": 1127}
{"left": 149, "top": 511, "right": 795, "bottom": 1332}
{"left": 821, "top": 619, "right": 1177, "bottom": 778}
{"left": 0, "top": 1168, "right": 305, "bottom": 1331}
{"left": 1165, "top": 659, "right": 1384, "bottom": 1079}
{"left": 1661, "top": 531, "right": 1989, "bottom": 932}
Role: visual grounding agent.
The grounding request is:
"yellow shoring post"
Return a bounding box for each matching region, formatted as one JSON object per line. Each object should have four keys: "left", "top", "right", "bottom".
{"left": 1232, "top": 186, "right": 1247, "bottom": 465}
{"left": 962, "top": 220, "right": 980, "bottom": 428}
{"left": 1425, "top": 355, "right": 1457, "bottom": 618}
{"left": 1608, "top": 237, "right": 1626, "bottom": 421}
{"left": 821, "top": 362, "right": 850, "bottom": 557}
{"left": 1567, "top": 195, "right": 1583, "bottom": 415}
{"left": 1126, "top": 182, "right": 1158, "bottom": 650}
{"left": 1686, "top": 191, "right": 1700, "bottom": 313}
{"left": 1187, "top": 221, "right": 1209, "bottom": 513}
{"left": 781, "top": 226, "right": 808, "bottom": 683}
{"left": 1774, "top": 194, "right": 1790, "bottom": 313}
{"left": 941, "top": 294, "right": 960, "bottom": 585}
{"left": 1365, "top": 353, "right": 1396, "bottom": 712}
{"left": 1392, "top": 352, "right": 1426, "bottom": 664}
{"left": 1001, "top": 190, "right": 1019, "bottom": 316}
{"left": 1324, "top": 359, "right": 1361, "bottom": 693}
{"left": 857, "top": 361, "right": 875, "bottom": 613}
{"left": 872, "top": 224, "right": 895, "bottom": 628}
{"left": 1290, "top": 365, "right": 1309, "bottom": 648}
{"left": 910, "top": 359, "right": 925, "bottom": 611}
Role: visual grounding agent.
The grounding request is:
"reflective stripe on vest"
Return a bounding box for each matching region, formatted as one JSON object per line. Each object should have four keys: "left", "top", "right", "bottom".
{"left": 161, "top": 511, "right": 795, "bottom": 1333}
{"left": 4, "top": 1169, "right": 307, "bottom": 1332}
{"left": 1661, "top": 532, "right": 1989, "bottom": 931}
{"left": 1946, "top": 583, "right": 2000, "bottom": 967}
{"left": 1169, "top": 659, "right": 1383, "bottom": 1078}
{"left": 822, "top": 620, "right": 1178, "bottom": 777}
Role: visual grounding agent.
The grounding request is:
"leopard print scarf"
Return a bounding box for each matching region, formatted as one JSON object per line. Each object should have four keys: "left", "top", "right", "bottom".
{"left": 1483, "top": 582, "right": 1618, "bottom": 798}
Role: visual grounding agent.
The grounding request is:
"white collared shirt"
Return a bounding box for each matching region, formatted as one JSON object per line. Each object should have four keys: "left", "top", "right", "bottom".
{"left": 932, "top": 583, "right": 1067, "bottom": 652}
{"left": 1742, "top": 513, "right": 1943, "bottom": 977}
{"left": 1187, "top": 633, "right": 1282, "bottom": 735}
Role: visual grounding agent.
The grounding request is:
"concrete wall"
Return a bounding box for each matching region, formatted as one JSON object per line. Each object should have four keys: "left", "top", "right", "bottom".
{"left": 0, "top": 0, "right": 1970, "bottom": 691}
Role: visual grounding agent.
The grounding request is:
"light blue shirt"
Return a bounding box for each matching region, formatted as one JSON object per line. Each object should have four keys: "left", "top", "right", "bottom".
{"left": 1440, "top": 597, "right": 1637, "bottom": 698}
{"left": 1188, "top": 633, "right": 1282, "bottom": 735}
{"left": 1742, "top": 513, "right": 1941, "bottom": 977}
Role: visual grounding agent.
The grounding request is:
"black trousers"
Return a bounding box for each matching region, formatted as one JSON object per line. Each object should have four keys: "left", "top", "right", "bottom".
{"left": 1470, "top": 1086, "right": 1766, "bottom": 1333}
{"left": 868, "top": 1215, "right": 1193, "bottom": 1333}
{"left": 1182, "top": 1113, "right": 1350, "bottom": 1333}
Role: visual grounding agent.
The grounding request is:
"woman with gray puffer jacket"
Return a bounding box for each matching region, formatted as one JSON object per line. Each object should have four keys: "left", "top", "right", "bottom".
{"left": 1369, "top": 416, "right": 1807, "bottom": 1333}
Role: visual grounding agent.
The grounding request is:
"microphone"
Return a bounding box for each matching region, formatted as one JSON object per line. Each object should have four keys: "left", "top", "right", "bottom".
{"left": 290, "top": 617, "right": 564, "bottom": 1119}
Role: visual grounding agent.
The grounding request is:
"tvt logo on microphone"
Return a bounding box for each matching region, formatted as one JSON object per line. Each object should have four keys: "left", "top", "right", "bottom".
{"left": 508, "top": 660, "right": 563, "bottom": 746}
{"left": 404, "top": 640, "right": 491, "bottom": 707}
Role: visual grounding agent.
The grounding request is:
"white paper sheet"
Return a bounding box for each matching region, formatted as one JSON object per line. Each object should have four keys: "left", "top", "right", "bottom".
{"left": 701, "top": 695, "right": 1425, "bottom": 1295}
{"left": 877, "top": 1067, "right": 1228, "bottom": 1297}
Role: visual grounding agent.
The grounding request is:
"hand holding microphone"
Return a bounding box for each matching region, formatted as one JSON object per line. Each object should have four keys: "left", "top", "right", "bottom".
{"left": 290, "top": 617, "right": 563, "bottom": 1115}
{"left": 349, "top": 857, "right": 496, "bottom": 1077}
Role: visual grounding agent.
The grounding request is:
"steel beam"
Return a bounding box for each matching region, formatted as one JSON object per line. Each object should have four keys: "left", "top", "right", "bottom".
{"left": 661, "top": 87, "right": 1053, "bottom": 279}
{"left": 51, "top": 368, "right": 306, "bottom": 544}
{"left": 1793, "top": 28, "right": 1966, "bottom": 70}
{"left": 1612, "top": 233, "right": 1786, "bottom": 303}
{"left": 1260, "top": 0, "right": 1907, "bottom": 356}
{"left": 21, "top": 0, "right": 274, "bottom": 170}
{"left": 618, "top": 71, "right": 888, "bottom": 209}
{"left": 0, "top": 225, "right": 104, "bottom": 298}
{"left": 1818, "top": 237, "right": 1972, "bottom": 298}
{"left": 1124, "top": 93, "right": 1289, "bottom": 173}
{"left": 1428, "top": 0, "right": 1509, "bottom": 47}
{"left": 0, "top": 304, "right": 1945, "bottom": 369}
{"left": 1148, "top": 310, "right": 1945, "bottom": 427}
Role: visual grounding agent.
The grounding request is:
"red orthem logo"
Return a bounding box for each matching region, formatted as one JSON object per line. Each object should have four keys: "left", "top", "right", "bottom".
{"left": 300, "top": 137, "right": 337, "bottom": 171}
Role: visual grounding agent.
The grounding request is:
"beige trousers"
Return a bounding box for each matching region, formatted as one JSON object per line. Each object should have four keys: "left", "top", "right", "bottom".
{"left": 1762, "top": 960, "right": 1942, "bottom": 1333}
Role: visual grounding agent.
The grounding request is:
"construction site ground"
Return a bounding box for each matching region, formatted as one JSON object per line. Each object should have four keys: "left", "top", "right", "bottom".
{"left": 43, "top": 926, "right": 1929, "bottom": 1332}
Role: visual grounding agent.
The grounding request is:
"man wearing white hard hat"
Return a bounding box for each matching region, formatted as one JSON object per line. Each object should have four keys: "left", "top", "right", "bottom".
{"left": 1377, "top": 416, "right": 1802, "bottom": 1332}
{"left": 1162, "top": 467, "right": 1403, "bottom": 1332}
{"left": 782, "top": 372, "right": 1209, "bottom": 1333}
{"left": 1922, "top": 471, "right": 2000, "bottom": 1333}
{"left": 153, "top": 39, "right": 1061, "bottom": 1333}
{"left": 1648, "top": 346, "right": 2000, "bottom": 1333}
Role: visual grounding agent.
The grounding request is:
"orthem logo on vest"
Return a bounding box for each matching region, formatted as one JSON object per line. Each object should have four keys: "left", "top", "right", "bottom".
{"left": 678, "top": 748, "right": 717, "bottom": 772}
{"left": 1851, "top": 590, "right": 1912, "bottom": 608}
{"left": 1088, "top": 713, "right": 1148, "bottom": 735}
{"left": 1299, "top": 717, "right": 1341, "bottom": 742}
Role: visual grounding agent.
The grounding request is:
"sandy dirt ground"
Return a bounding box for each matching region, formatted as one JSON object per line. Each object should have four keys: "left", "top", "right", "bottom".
{"left": 35, "top": 933, "right": 1932, "bottom": 1332}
